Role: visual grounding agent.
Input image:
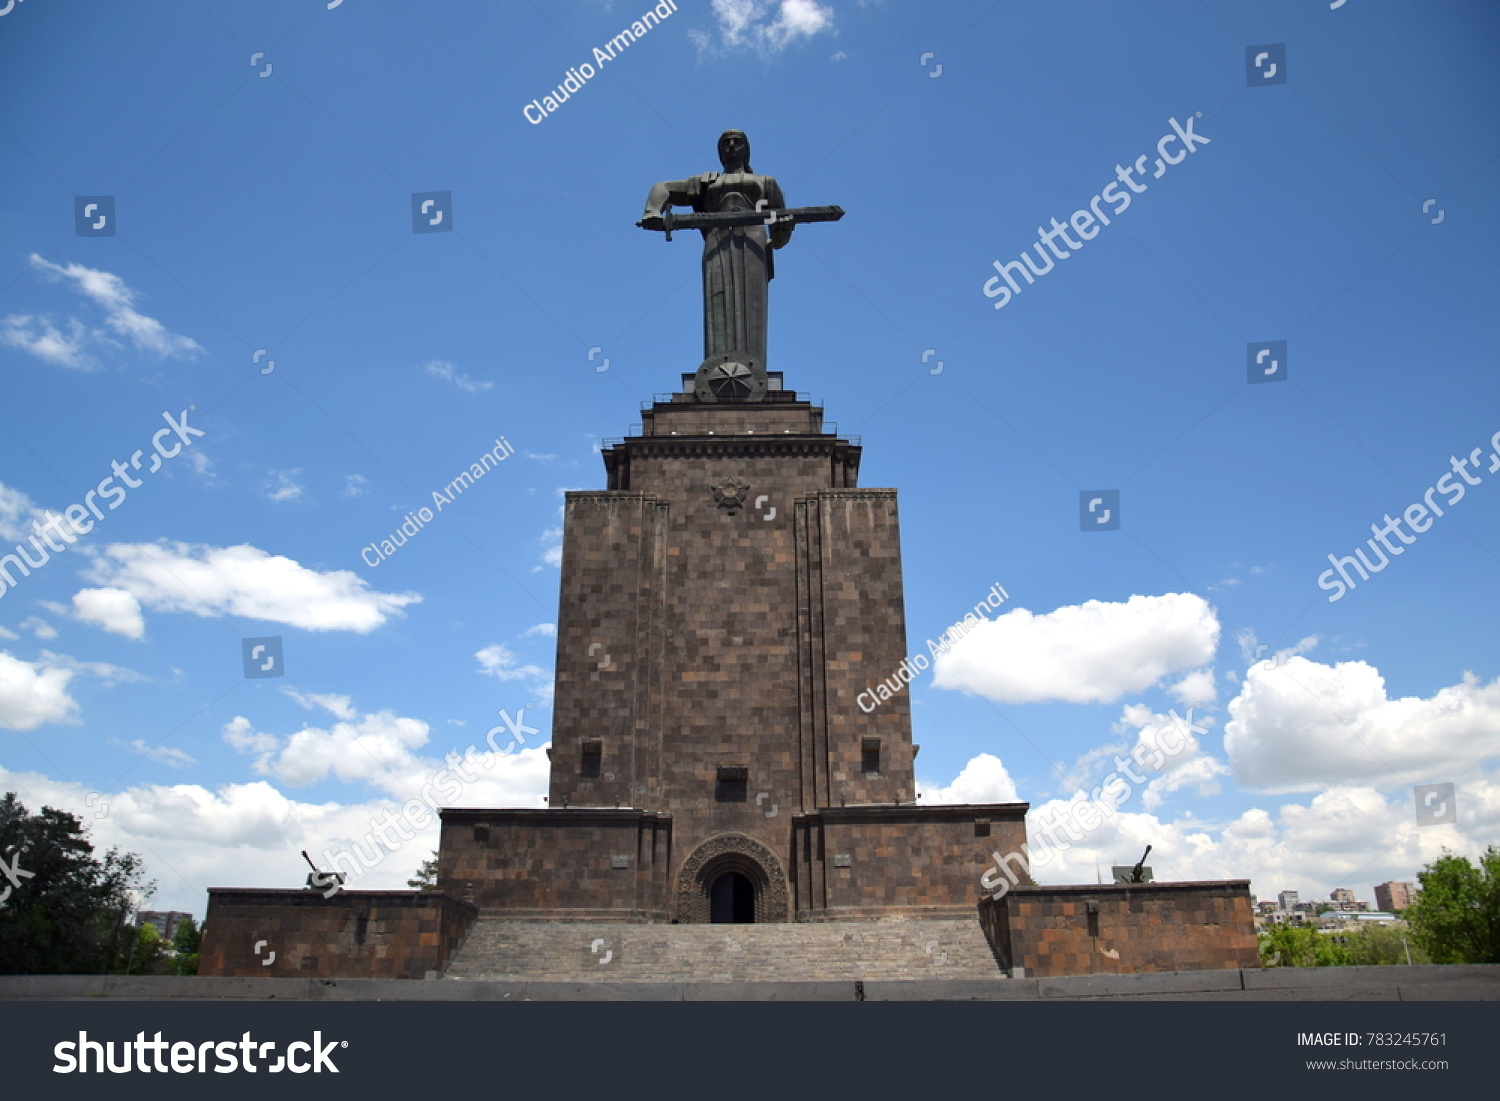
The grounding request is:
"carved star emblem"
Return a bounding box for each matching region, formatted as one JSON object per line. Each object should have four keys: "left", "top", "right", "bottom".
{"left": 710, "top": 477, "right": 750, "bottom": 510}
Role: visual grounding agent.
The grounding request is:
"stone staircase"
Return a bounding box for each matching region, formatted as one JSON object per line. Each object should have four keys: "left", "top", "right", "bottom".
{"left": 443, "top": 917, "right": 1005, "bottom": 982}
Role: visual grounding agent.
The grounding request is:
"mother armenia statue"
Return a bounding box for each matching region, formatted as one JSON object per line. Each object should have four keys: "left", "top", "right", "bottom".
{"left": 638, "top": 129, "right": 842, "bottom": 403}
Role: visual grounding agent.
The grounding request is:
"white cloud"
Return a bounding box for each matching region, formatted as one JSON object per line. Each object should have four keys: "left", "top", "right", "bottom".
{"left": 20, "top": 616, "right": 57, "bottom": 640}
{"left": 72, "top": 587, "right": 146, "bottom": 639}
{"left": 283, "top": 687, "right": 357, "bottom": 721}
{"left": 932, "top": 592, "right": 1220, "bottom": 705}
{"left": 262, "top": 469, "right": 306, "bottom": 503}
{"left": 36, "top": 649, "right": 146, "bottom": 686}
{"left": 0, "top": 482, "right": 50, "bottom": 544}
{"left": 918, "top": 753, "right": 1019, "bottom": 805}
{"left": 254, "top": 708, "right": 433, "bottom": 790}
{"left": 422, "top": 359, "right": 493, "bottom": 394}
{"left": 83, "top": 541, "right": 422, "bottom": 632}
{"left": 522, "top": 623, "right": 557, "bottom": 638}
{"left": 0, "top": 626, "right": 16, "bottom": 641}
{"left": 0, "top": 762, "right": 554, "bottom": 913}
{"left": 937, "top": 741, "right": 1500, "bottom": 903}
{"left": 539, "top": 526, "right": 563, "bottom": 568}
{"left": 17, "top": 253, "right": 202, "bottom": 364}
{"left": 184, "top": 448, "right": 219, "bottom": 484}
{"left": 220, "top": 696, "right": 551, "bottom": 809}
{"left": 475, "top": 643, "right": 546, "bottom": 683}
{"left": 120, "top": 738, "right": 196, "bottom": 768}
{"left": 0, "top": 651, "right": 78, "bottom": 729}
{"left": 341, "top": 474, "right": 370, "bottom": 498}
{"left": 1169, "top": 668, "right": 1217, "bottom": 707}
{"left": 1224, "top": 658, "right": 1500, "bottom": 793}
{"left": 0, "top": 314, "right": 97, "bottom": 370}
{"left": 692, "top": 0, "right": 835, "bottom": 57}
{"left": 222, "top": 715, "right": 280, "bottom": 761}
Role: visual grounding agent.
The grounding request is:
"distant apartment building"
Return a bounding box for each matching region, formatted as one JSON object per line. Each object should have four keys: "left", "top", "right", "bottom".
{"left": 1278, "top": 890, "right": 1299, "bottom": 912}
{"left": 1256, "top": 901, "right": 1279, "bottom": 915}
{"left": 1375, "top": 881, "right": 1416, "bottom": 912}
{"left": 1330, "top": 887, "right": 1356, "bottom": 907}
{"left": 137, "top": 910, "right": 193, "bottom": 940}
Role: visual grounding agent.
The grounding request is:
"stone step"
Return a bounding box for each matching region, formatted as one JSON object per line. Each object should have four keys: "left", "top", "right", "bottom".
{"left": 444, "top": 917, "right": 1004, "bottom": 983}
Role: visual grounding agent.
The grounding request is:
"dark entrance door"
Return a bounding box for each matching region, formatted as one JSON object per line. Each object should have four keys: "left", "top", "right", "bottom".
{"left": 709, "top": 871, "right": 756, "bottom": 923}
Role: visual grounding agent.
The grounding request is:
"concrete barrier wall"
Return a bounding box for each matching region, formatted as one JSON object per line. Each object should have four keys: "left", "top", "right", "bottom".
{"left": 3, "top": 965, "right": 1496, "bottom": 1001}
{"left": 198, "top": 889, "right": 476, "bottom": 978}
{"left": 982, "top": 880, "right": 1260, "bottom": 976}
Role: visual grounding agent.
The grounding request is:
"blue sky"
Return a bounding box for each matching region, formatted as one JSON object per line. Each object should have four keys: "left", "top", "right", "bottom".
{"left": 0, "top": 0, "right": 1496, "bottom": 918}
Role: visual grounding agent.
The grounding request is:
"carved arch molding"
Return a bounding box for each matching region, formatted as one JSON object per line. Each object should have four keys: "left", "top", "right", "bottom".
{"left": 676, "top": 834, "right": 788, "bottom": 924}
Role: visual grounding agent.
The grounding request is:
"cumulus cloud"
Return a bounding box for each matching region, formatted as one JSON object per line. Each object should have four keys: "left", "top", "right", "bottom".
{"left": 690, "top": 0, "right": 835, "bottom": 57}
{"left": 934, "top": 740, "right": 1500, "bottom": 902}
{"left": 422, "top": 359, "right": 493, "bottom": 394}
{"left": 0, "top": 651, "right": 78, "bottom": 729}
{"left": 1169, "top": 668, "right": 1217, "bottom": 707}
{"left": 932, "top": 592, "right": 1221, "bottom": 705}
{"left": 82, "top": 541, "right": 421, "bottom": 632}
{"left": 522, "top": 623, "right": 556, "bottom": 638}
{"left": 341, "top": 474, "right": 370, "bottom": 498}
{"left": 3, "top": 254, "right": 202, "bottom": 370}
{"left": 219, "top": 694, "right": 549, "bottom": 813}
{"left": 0, "top": 741, "right": 550, "bottom": 912}
{"left": 918, "top": 753, "right": 1019, "bottom": 805}
{"left": 1224, "top": 657, "right": 1500, "bottom": 793}
{"left": 71, "top": 587, "right": 146, "bottom": 639}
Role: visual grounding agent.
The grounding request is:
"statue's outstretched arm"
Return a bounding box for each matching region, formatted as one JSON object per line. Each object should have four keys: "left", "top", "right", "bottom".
{"left": 640, "top": 177, "right": 703, "bottom": 230}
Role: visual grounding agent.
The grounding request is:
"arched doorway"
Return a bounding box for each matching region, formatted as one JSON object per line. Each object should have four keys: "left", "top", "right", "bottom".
{"left": 709, "top": 871, "right": 756, "bottom": 923}
{"left": 676, "top": 834, "right": 788, "bottom": 923}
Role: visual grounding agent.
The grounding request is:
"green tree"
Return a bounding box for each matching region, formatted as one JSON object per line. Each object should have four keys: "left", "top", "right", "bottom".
{"left": 0, "top": 792, "right": 155, "bottom": 975}
{"left": 126, "top": 922, "right": 170, "bottom": 976}
{"left": 1404, "top": 846, "right": 1500, "bottom": 964}
{"left": 1341, "top": 924, "right": 1429, "bottom": 966}
{"left": 407, "top": 850, "right": 439, "bottom": 890}
{"left": 173, "top": 916, "right": 202, "bottom": 976}
{"left": 1258, "top": 923, "right": 1351, "bottom": 967}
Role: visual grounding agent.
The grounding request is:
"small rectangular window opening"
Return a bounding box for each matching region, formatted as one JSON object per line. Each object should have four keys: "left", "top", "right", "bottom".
{"left": 716, "top": 766, "right": 748, "bottom": 803}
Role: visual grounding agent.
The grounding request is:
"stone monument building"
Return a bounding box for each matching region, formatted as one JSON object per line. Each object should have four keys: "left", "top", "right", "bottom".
{"left": 199, "top": 132, "right": 1257, "bottom": 982}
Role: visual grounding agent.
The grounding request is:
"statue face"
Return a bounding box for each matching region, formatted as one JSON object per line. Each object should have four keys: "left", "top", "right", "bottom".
{"left": 718, "top": 131, "right": 749, "bottom": 170}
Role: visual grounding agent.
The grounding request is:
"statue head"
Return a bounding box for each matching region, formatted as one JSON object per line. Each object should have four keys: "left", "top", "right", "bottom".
{"left": 717, "top": 129, "right": 751, "bottom": 172}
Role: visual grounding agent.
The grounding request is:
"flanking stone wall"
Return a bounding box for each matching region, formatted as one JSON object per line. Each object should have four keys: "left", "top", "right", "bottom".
{"left": 794, "top": 804, "right": 1030, "bottom": 919}
{"left": 981, "top": 880, "right": 1258, "bottom": 976}
{"left": 198, "top": 889, "right": 476, "bottom": 978}
{"left": 437, "top": 808, "right": 673, "bottom": 919}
